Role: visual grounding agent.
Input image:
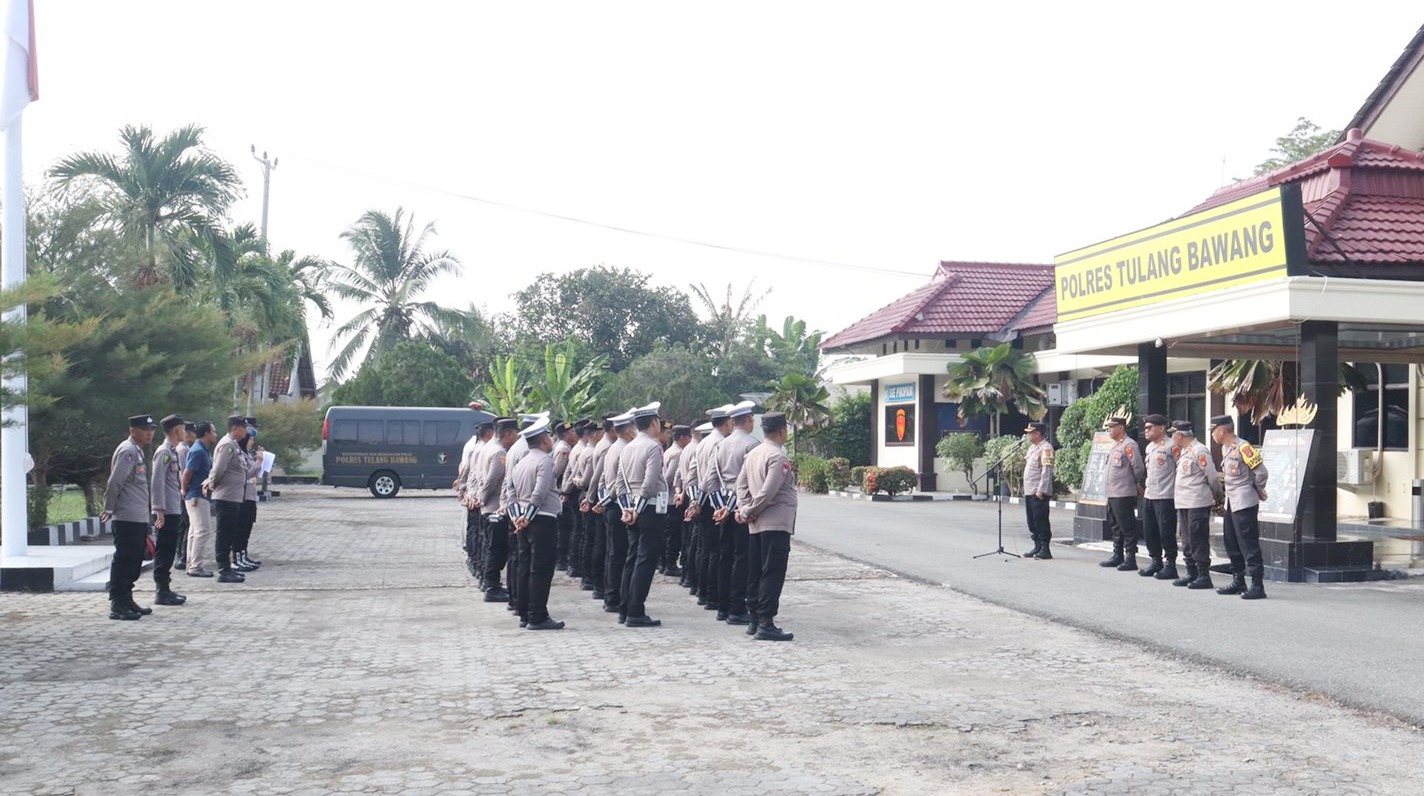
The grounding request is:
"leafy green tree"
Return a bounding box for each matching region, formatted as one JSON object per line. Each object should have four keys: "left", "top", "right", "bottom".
{"left": 49, "top": 124, "right": 241, "bottom": 288}
{"left": 936, "top": 432, "right": 982, "bottom": 485}
{"left": 765, "top": 372, "right": 831, "bottom": 458}
{"left": 598, "top": 344, "right": 725, "bottom": 423}
{"left": 983, "top": 435, "right": 1028, "bottom": 496}
{"left": 252, "top": 398, "right": 324, "bottom": 474}
{"left": 1253, "top": 117, "right": 1340, "bottom": 175}
{"left": 801, "top": 388, "right": 872, "bottom": 466}
{"left": 509, "top": 266, "right": 701, "bottom": 370}
{"left": 942, "top": 343, "right": 1047, "bottom": 437}
{"left": 690, "top": 280, "right": 767, "bottom": 361}
{"left": 327, "top": 208, "right": 464, "bottom": 379}
{"left": 331, "top": 341, "right": 472, "bottom": 408}
{"left": 1055, "top": 365, "right": 1137, "bottom": 490}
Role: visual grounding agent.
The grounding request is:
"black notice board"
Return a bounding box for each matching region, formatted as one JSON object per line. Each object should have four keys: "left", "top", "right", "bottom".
{"left": 1258, "top": 428, "right": 1313, "bottom": 523}
{"left": 1077, "top": 431, "right": 1114, "bottom": 506}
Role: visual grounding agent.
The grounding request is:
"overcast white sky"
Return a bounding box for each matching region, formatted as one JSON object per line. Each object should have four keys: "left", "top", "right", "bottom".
{"left": 23, "top": 1, "right": 1418, "bottom": 380}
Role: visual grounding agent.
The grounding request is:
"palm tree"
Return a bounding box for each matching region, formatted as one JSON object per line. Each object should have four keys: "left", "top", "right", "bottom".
{"left": 49, "top": 124, "right": 241, "bottom": 289}
{"left": 942, "top": 343, "right": 1047, "bottom": 437}
{"left": 690, "top": 280, "right": 768, "bottom": 360}
{"left": 766, "top": 373, "right": 831, "bottom": 459}
{"left": 327, "top": 208, "right": 465, "bottom": 379}
{"left": 1208, "top": 359, "right": 1367, "bottom": 424}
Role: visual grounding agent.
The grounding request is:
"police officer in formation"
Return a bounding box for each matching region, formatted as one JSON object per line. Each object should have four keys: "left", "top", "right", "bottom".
{"left": 1099, "top": 414, "right": 1146, "bottom": 572}
{"left": 1211, "top": 415, "right": 1270, "bottom": 600}
{"left": 458, "top": 402, "right": 799, "bottom": 639}
{"left": 204, "top": 415, "right": 262, "bottom": 583}
{"left": 149, "top": 414, "right": 189, "bottom": 607}
{"left": 1138, "top": 414, "right": 1179, "bottom": 580}
{"left": 102, "top": 415, "right": 160, "bottom": 620}
{"left": 1022, "top": 421, "right": 1054, "bottom": 559}
{"left": 1171, "top": 421, "right": 1223, "bottom": 590}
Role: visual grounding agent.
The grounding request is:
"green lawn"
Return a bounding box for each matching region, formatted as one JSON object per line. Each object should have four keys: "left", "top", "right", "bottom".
{"left": 45, "top": 489, "right": 91, "bottom": 525}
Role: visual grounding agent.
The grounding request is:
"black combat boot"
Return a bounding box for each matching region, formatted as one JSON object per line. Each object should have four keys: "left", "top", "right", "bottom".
{"left": 1240, "top": 575, "right": 1267, "bottom": 600}
{"left": 1025, "top": 540, "right": 1043, "bottom": 559}
{"left": 1033, "top": 545, "right": 1053, "bottom": 560}
{"left": 755, "top": 624, "right": 794, "bottom": 641}
{"left": 1138, "top": 558, "right": 1163, "bottom": 577}
{"left": 1216, "top": 572, "right": 1247, "bottom": 596}
{"left": 484, "top": 586, "right": 510, "bottom": 602}
{"left": 1155, "top": 559, "right": 1178, "bottom": 581}
{"left": 1116, "top": 553, "right": 1138, "bottom": 572}
{"left": 108, "top": 596, "right": 141, "bottom": 621}
{"left": 1099, "top": 539, "right": 1124, "bottom": 568}
{"left": 1186, "top": 563, "right": 1214, "bottom": 590}
{"left": 1172, "top": 559, "right": 1197, "bottom": 587}
{"left": 746, "top": 617, "right": 760, "bottom": 636}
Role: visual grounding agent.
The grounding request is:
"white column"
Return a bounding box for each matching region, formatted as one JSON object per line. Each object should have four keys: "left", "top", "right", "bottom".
{"left": 1, "top": 116, "right": 28, "bottom": 558}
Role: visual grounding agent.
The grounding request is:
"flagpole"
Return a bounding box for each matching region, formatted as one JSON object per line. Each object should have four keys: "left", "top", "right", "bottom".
{"left": 1, "top": 112, "right": 27, "bottom": 559}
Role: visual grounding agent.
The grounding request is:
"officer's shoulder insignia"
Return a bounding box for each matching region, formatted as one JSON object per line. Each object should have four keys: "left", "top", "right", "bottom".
{"left": 1041, "top": 446, "right": 1055, "bottom": 464}
{"left": 1171, "top": 445, "right": 1181, "bottom": 457}
{"left": 781, "top": 459, "right": 793, "bottom": 472}
{"left": 1198, "top": 453, "right": 1209, "bottom": 469}
{"left": 1241, "top": 443, "right": 1262, "bottom": 469}
{"left": 1126, "top": 446, "right": 1135, "bottom": 458}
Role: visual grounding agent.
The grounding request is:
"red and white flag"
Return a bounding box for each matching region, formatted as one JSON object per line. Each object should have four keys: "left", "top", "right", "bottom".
{"left": 0, "top": 0, "right": 37, "bottom": 130}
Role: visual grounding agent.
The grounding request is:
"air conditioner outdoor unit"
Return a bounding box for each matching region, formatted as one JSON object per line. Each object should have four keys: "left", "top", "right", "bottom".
{"left": 1336, "top": 448, "right": 1373, "bottom": 486}
{"left": 1046, "top": 381, "right": 1078, "bottom": 407}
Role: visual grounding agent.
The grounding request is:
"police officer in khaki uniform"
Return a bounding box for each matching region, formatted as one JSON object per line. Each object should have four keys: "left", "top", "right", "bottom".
{"left": 735, "top": 412, "right": 797, "bottom": 641}
{"left": 601, "top": 410, "right": 636, "bottom": 615}
{"left": 580, "top": 417, "right": 617, "bottom": 597}
{"left": 674, "top": 423, "right": 706, "bottom": 590}
{"left": 693, "top": 406, "right": 734, "bottom": 608}
{"left": 1211, "top": 415, "right": 1270, "bottom": 600}
{"left": 474, "top": 417, "right": 518, "bottom": 602}
{"left": 509, "top": 417, "right": 565, "bottom": 630}
{"left": 714, "top": 400, "right": 760, "bottom": 625}
{"left": 1139, "top": 414, "right": 1179, "bottom": 580}
{"left": 1171, "top": 421, "right": 1223, "bottom": 590}
{"left": 149, "top": 414, "right": 188, "bottom": 607}
{"left": 618, "top": 403, "right": 667, "bottom": 627}
{"left": 102, "top": 414, "right": 158, "bottom": 620}
{"left": 551, "top": 421, "right": 577, "bottom": 573}
{"left": 203, "top": 416, "right": 252, "bottom": 583}
{"left": 1022, "top": 422, "right": 1054, "bottom": 559}
{"left": 1099, "top": 414, "right": 1147, "bottom": 572}
{"left": 661, "top": 424, "right": 690, "bottom": 577}
{"left": 562, "top": 421, "right": 591, "bottom": 580}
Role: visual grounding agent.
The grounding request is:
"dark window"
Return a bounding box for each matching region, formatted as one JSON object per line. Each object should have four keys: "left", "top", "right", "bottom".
{"left": 944, "top": 339, "right": 956, "bottom": 348}
{"left": 331, "top": 420, "right": 358, "bottom": 442}
{"left": 1167, "top": 371, "right": 1206, "bottom": 436}
{"left": 893, "top": 341, "right": 898, "bottom": 353}
{"left": 386, "top": 420, "right": 421, "bottom": 445}
{"left": 970, "top": 338, "right": 981, "bottom": 349}
{"left": 1353, "top": 364, "right": 1409, "bottom": 450}
{"left": 914, "top": 339, "right": 921, "bottom": 350}
{"left": 882, "top": 342, "right": 887, "bottom": 356}
{"left": 423, "top": 421, "right": 461, "bottom": 446}
{"left": 357, "top": 420, "right": 383, "bottom": 444}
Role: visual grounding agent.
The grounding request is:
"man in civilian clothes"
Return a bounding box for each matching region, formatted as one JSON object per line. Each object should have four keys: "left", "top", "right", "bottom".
{"left": 173, "top": 422, "right": 195, "bottom": 571}
{"left": 182, "top": 422, "right": 218, "bottom": 579}
{"left": 618, "top": 403, "right": 666, "bottom": 627}
{"left": 149, "top": 414, "right": 188, "bottom": 607}
{"left": 1022, "top": 422, "right": 1054, "bottom": 559}
{"left": 509, "top": 417, "right": 565, "bottom": 630}
{"left": 203, "top": 416, "right": 251, "bottom": 584}
{"left": 1139, "top": 414, "right": 1180, "bottom": 581}
{"left": 101, "top": 414, "right": 158, "bottom": 620}
{"left": 1099, "top": 414, "right": 1146, "bottom": 572}
{"left": 713, "top": 400, "right": 760, "bottom": 626}
{"left": 736, "top": 412, "right": 797, "bottom": 641}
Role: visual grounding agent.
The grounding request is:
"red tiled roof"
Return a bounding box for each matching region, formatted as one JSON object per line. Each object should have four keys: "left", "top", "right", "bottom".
{"left": 821, "top": 262, "right": 1054, "bottom": 349}
{"left": 1186, "top": 130, "right": 1424, "bottom": 265}
{"left": 1009, "top": 286, "right": 1057, "bottom": 333}
{"left": 267, "top": 356, "right": 293, "bottom": 399}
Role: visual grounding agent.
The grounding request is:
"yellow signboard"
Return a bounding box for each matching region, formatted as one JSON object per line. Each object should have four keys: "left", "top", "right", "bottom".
{"left": 1055, "top": 186, "right": 1301, "bottom": 322}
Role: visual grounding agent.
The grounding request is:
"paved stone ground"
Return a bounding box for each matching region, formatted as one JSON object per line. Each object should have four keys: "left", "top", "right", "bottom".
{"left": 1, "top": 485, "right": 1421, "bottom": 795}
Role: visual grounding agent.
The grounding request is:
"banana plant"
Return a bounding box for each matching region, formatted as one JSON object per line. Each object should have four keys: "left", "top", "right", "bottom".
{"left": 531, "top": 342, "right": 606, "bottom": 421}
{"left": 477, "top": 355, "right": 538, "bottom": 417}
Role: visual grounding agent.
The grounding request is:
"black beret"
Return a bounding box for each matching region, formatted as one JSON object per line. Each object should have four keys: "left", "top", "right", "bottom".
{"left": 1142, "top": 413, "right": 1169, "bottom": 427}
{"left": 1172, "top": 421, "right": 1195, "bottom": 435}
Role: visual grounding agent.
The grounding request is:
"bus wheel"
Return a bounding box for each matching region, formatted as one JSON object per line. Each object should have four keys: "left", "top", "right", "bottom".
{"left": 369, "top": 471, "right": 401, "bottom": 498}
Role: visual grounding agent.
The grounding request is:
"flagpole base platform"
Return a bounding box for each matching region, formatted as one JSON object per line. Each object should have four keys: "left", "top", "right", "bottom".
{"left": 1, "top": 546, "right": 116, "bottom": 592}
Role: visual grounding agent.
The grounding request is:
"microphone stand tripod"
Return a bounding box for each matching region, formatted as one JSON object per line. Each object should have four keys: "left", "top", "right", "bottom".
{"left": 971, "top": 437, "right": 1026, "bottom": 560}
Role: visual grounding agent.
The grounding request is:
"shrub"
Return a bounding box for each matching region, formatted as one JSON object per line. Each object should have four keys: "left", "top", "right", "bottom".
{"left": 794, "top": 454, "right": 829, "bottom": 494}
{"left": 850, "top": 466, "right": 871, "bottom": 490}
{"left": 935, "top": 432, "right": 982, "bottom": 483}
{"left": 825, "top": 457, "right": 852, "bottom": 491}
{"left": 1055, "top": 365, "right": 1138, "bottom": 489}
{"left": 983, "top": 435, "right": 1029, "bottom": 496}
{"left": 875, "top": 466, "right": 918, "bottom": 497}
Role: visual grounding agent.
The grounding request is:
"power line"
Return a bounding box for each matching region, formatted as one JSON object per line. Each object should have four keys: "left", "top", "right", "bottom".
{"left": 298, "top": 155, "right": 931, "bottom": 280}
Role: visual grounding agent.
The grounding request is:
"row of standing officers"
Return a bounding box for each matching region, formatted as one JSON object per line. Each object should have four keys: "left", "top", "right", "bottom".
{"left": 455, "top": 400, "right": 799, "bottom": 639}
{"left": 1020, "top": 412, "right": 1271, "bottom": 600}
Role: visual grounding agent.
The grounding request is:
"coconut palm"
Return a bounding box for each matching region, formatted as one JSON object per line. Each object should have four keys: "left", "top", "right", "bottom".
{"left": 1208, "top": 359, "right": 1368, "bottom": 424}
{"left": 49, "top": 124, "right": 241, "bottom": 289}
{"left": 766, "top": 372, "right": 832, "bottom": 458}
{"left": 690, "top": 280, "right": 768, "bottom": 360}
{"left": 943, "top": 343, "right": 1047, "bottom": 437}
{"left": 326, "top": 208, "right": 465, "bottom": 379}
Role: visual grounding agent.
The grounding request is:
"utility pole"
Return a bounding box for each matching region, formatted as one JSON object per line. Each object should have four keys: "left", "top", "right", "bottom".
{"left": 244, "top": 146, "right": 278, "bottom": 417}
